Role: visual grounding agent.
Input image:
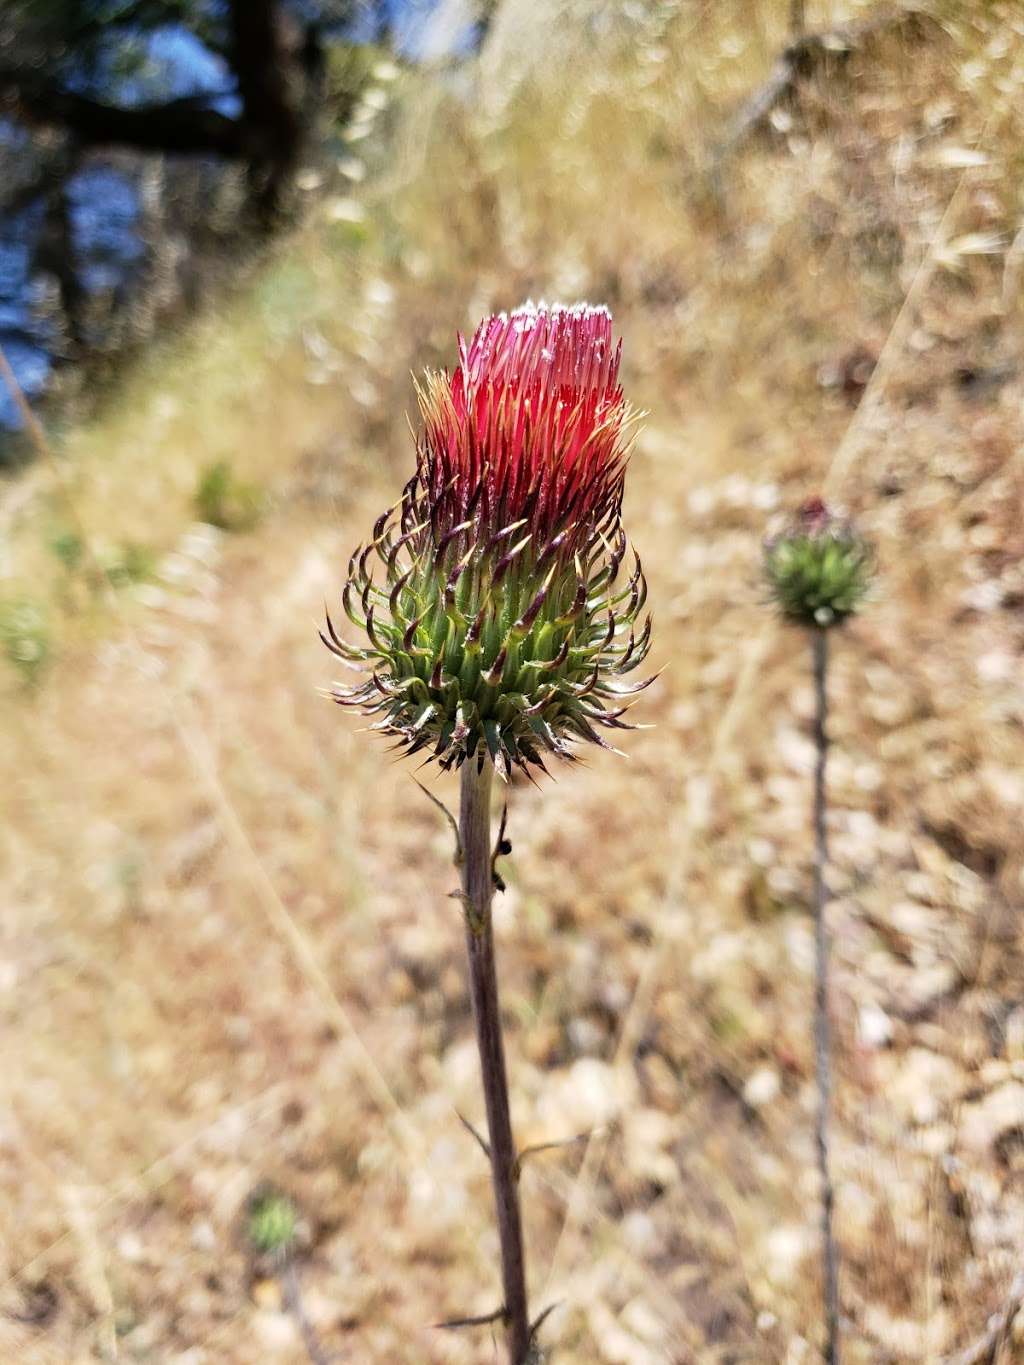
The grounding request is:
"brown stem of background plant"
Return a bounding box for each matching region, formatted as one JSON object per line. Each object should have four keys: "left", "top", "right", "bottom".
{"left": 459, "top": 759, "right": 531, "bottom": 1364}
{"left": 811, "top": 627, "right": 840, "bottom": 1364}
{"left": 281, "top": 1261, "right": 334, "bottom": 1365}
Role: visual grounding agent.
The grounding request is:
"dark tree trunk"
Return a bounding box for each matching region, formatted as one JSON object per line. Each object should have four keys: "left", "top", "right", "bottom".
{"left": 300, "top": 25, "right": 328, "bottom": 114}
{"left": 36, "top": 176, "right": 85, "bottom": 356}
{"left": 229, "top": 0, "right": 304, "bottom": 225}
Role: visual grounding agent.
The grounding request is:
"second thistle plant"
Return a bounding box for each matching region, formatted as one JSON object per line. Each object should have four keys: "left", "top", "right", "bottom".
{"left": 323, "top": 302, "right": 654, "bottom": 1363}
{"left": 763, "top": 496, "right": 872, "bottom": 629}
{"left": 764, "top": 496, "right": 873, "bottom": 1365}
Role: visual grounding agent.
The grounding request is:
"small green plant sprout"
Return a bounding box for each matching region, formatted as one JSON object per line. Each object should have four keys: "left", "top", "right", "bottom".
{"left": 763, "top": 494, "right": 874, "bottom": 1365}
{"left": 322, "top": 302, "right": 654, "bottom": 1364}
{"left": 0, "top": 597, "right": 51, "bottom": 685}
{"left": 104, "top": 542, "right": 156, "bottom": 588}
{"left": 246, "top": 1185, "right": 299, "bottom": 1262}
{"left": 48, "top": 528, "right": 85, "bottom": 573}
{"left": 763, "top": 495, "right": 872, "bottom": 628}
{"left": 195, "top": 458, "right": 266, "bottom": 532}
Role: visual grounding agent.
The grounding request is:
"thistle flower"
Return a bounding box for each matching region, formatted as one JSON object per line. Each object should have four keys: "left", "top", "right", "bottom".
{"left": 763, "top": 496, "right": 873, "bottom": 628}
{"left": 323, "top": 302, "right": 654, "bottom": 776}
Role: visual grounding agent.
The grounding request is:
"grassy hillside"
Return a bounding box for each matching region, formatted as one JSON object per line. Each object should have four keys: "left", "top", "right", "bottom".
{"left": 4, "top": 2, "right": 1024, "bottom": 1361}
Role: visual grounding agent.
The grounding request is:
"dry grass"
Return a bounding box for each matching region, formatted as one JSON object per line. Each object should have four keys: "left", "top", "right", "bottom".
{"left": 4, "top": 1, "right": 1024, "bottom": 1360}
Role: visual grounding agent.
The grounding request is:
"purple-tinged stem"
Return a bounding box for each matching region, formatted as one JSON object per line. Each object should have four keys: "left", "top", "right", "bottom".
{"left": 459, "top": 759, "right": 531, "bottom": 1365}
{"left": 811, "top": 627, "right": 840, "bottom": 1364}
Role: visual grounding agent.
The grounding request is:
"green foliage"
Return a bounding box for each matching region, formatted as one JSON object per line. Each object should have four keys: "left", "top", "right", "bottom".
{"left": 744, "top": 866, "right": 789, "bottom": 923}
{"left": 0, "top": 597, "right": 51, "bottom": 684}
{"left": 709, "top": 1004, "right": 747, "bottom": 1045}
{"left": 325, "top": 218, "right": 371, "bottom": 254}
{"left": 104, "top": 542, "right": 156, "bottom": 588}
{"left": 194, "top": 460, "right": 265, "bottom": 532}
{"left": 326, "top": 43, "right": 392, "bottom": 117}
{"left": 246, "top": 1188, "right": 298, "bottom": 1258}
{"left": 49, "top": 527, "right": 153, "bottom": 589}
{"left": 49, "top": 528, "right": 85, "bottom": 572}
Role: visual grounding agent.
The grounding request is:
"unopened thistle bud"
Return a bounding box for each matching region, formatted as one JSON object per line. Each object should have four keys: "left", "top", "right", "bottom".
{"left": 323, "top": 302, "right": 654, "bottom": 776}
{"left": 763, "top": 496, "right": 873, "bottom": 628}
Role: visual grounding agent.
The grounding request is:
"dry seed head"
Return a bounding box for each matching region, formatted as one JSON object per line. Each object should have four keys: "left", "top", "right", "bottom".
{"left": 323, "top": 302, "right": 654, "bottom": 776}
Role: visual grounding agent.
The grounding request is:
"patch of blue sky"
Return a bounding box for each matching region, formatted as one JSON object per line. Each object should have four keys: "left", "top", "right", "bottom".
{"left": 67, "top": 167, "right": 145, "bottom": 297}
{"left": 0, "top": 202, "right": 47, "bottom": 298}
{"left": 0, "top": 117, "right": 31, "bottom": 151}
{"left": 386, "top": 0, "right": 477, "bottom": 59}
{"left": 64, "top": 22, "right": 236, "bottom": 111}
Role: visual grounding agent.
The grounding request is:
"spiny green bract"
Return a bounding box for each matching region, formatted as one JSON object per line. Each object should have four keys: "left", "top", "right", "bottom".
{"left": 325, "top": 509, "right": 651, "bottom": 778}
{"left": 764, "top": 497, "right": 873, "bottom": 628}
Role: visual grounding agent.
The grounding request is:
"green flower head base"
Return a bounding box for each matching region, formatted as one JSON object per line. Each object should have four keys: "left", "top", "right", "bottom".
{"left": 323, "top": 302, "right": 654, "bottom": 777}
{"left": 764, "top": 496, "right": 873, "bottom": 628}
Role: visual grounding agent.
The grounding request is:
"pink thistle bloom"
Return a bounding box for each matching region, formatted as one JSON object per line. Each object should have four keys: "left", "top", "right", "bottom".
{"left": 417, "top": 302, "right": 631, "bottom": 557}
{"left": 797, "top": 495, "right": 833, "bottom": 534}
{"left": 323, "top": 302, "right": 653, "bottom": 775}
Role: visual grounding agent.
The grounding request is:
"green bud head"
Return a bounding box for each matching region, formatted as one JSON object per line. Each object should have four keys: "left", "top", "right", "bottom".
{"left": 764, "top": 497, "right": 873, "bottom": 628}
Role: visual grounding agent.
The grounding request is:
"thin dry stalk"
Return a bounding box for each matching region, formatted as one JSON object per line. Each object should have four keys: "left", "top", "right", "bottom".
{"left": 459, "top": 760, "right": 531, "bottom": 1364}
{"left": 942, "top": 1271, "right": 1024, "bottom": 1365}
{"left": 721, "top": 7, "right": 924, "bottom": 160}
{"left": 281, "top": 1261, "right": 335, "bottom": 1365}
{"left": 59, "top": 1184, "right": 119, "bottom": 1361}
{"left": 811, "top": 627, "right": 840, "bottom": 1363}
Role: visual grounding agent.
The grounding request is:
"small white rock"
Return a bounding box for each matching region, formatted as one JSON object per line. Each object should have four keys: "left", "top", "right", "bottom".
{"left": 743, "top": 1066, "right": 781, "bottom": 1108}
{"left": 858, "top": 1003, "right": 893, "bottom": 1049}
{"left": 977, "top": 649, "right": 1014, "bottom": 683}
{"left": 962, "top": 1082, "right": 1024, "bottom": 1151}
{"left": 117, "top": 1230, "right": 145, "bottom": 1263}
{"left": 190, "top": 1219, "right": 216, "bottom": 1252}
{"left": 765, "top": 1224, "right": 810, "bottom": 1285}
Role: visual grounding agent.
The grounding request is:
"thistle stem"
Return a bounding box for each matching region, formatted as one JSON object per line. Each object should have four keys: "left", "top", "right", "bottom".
{"left": 811, "top": 627, "right": 840, "bottom": 1363}
{"left": 459, "top": 760, "right": 531, "bottom": 1364}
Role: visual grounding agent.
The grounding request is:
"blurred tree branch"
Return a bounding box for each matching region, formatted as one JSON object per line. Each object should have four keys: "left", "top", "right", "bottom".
{"left": 721, "top": 5, "right": 932, "bottom": 157}
{"left": 0, "top": 0, "right": 340, "bottom": 224}
{"left": 0, "top": 74, "right": 246, "bottom": 156}
{"left": 230, "top": 0, "right": 304, "bottom": 220}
